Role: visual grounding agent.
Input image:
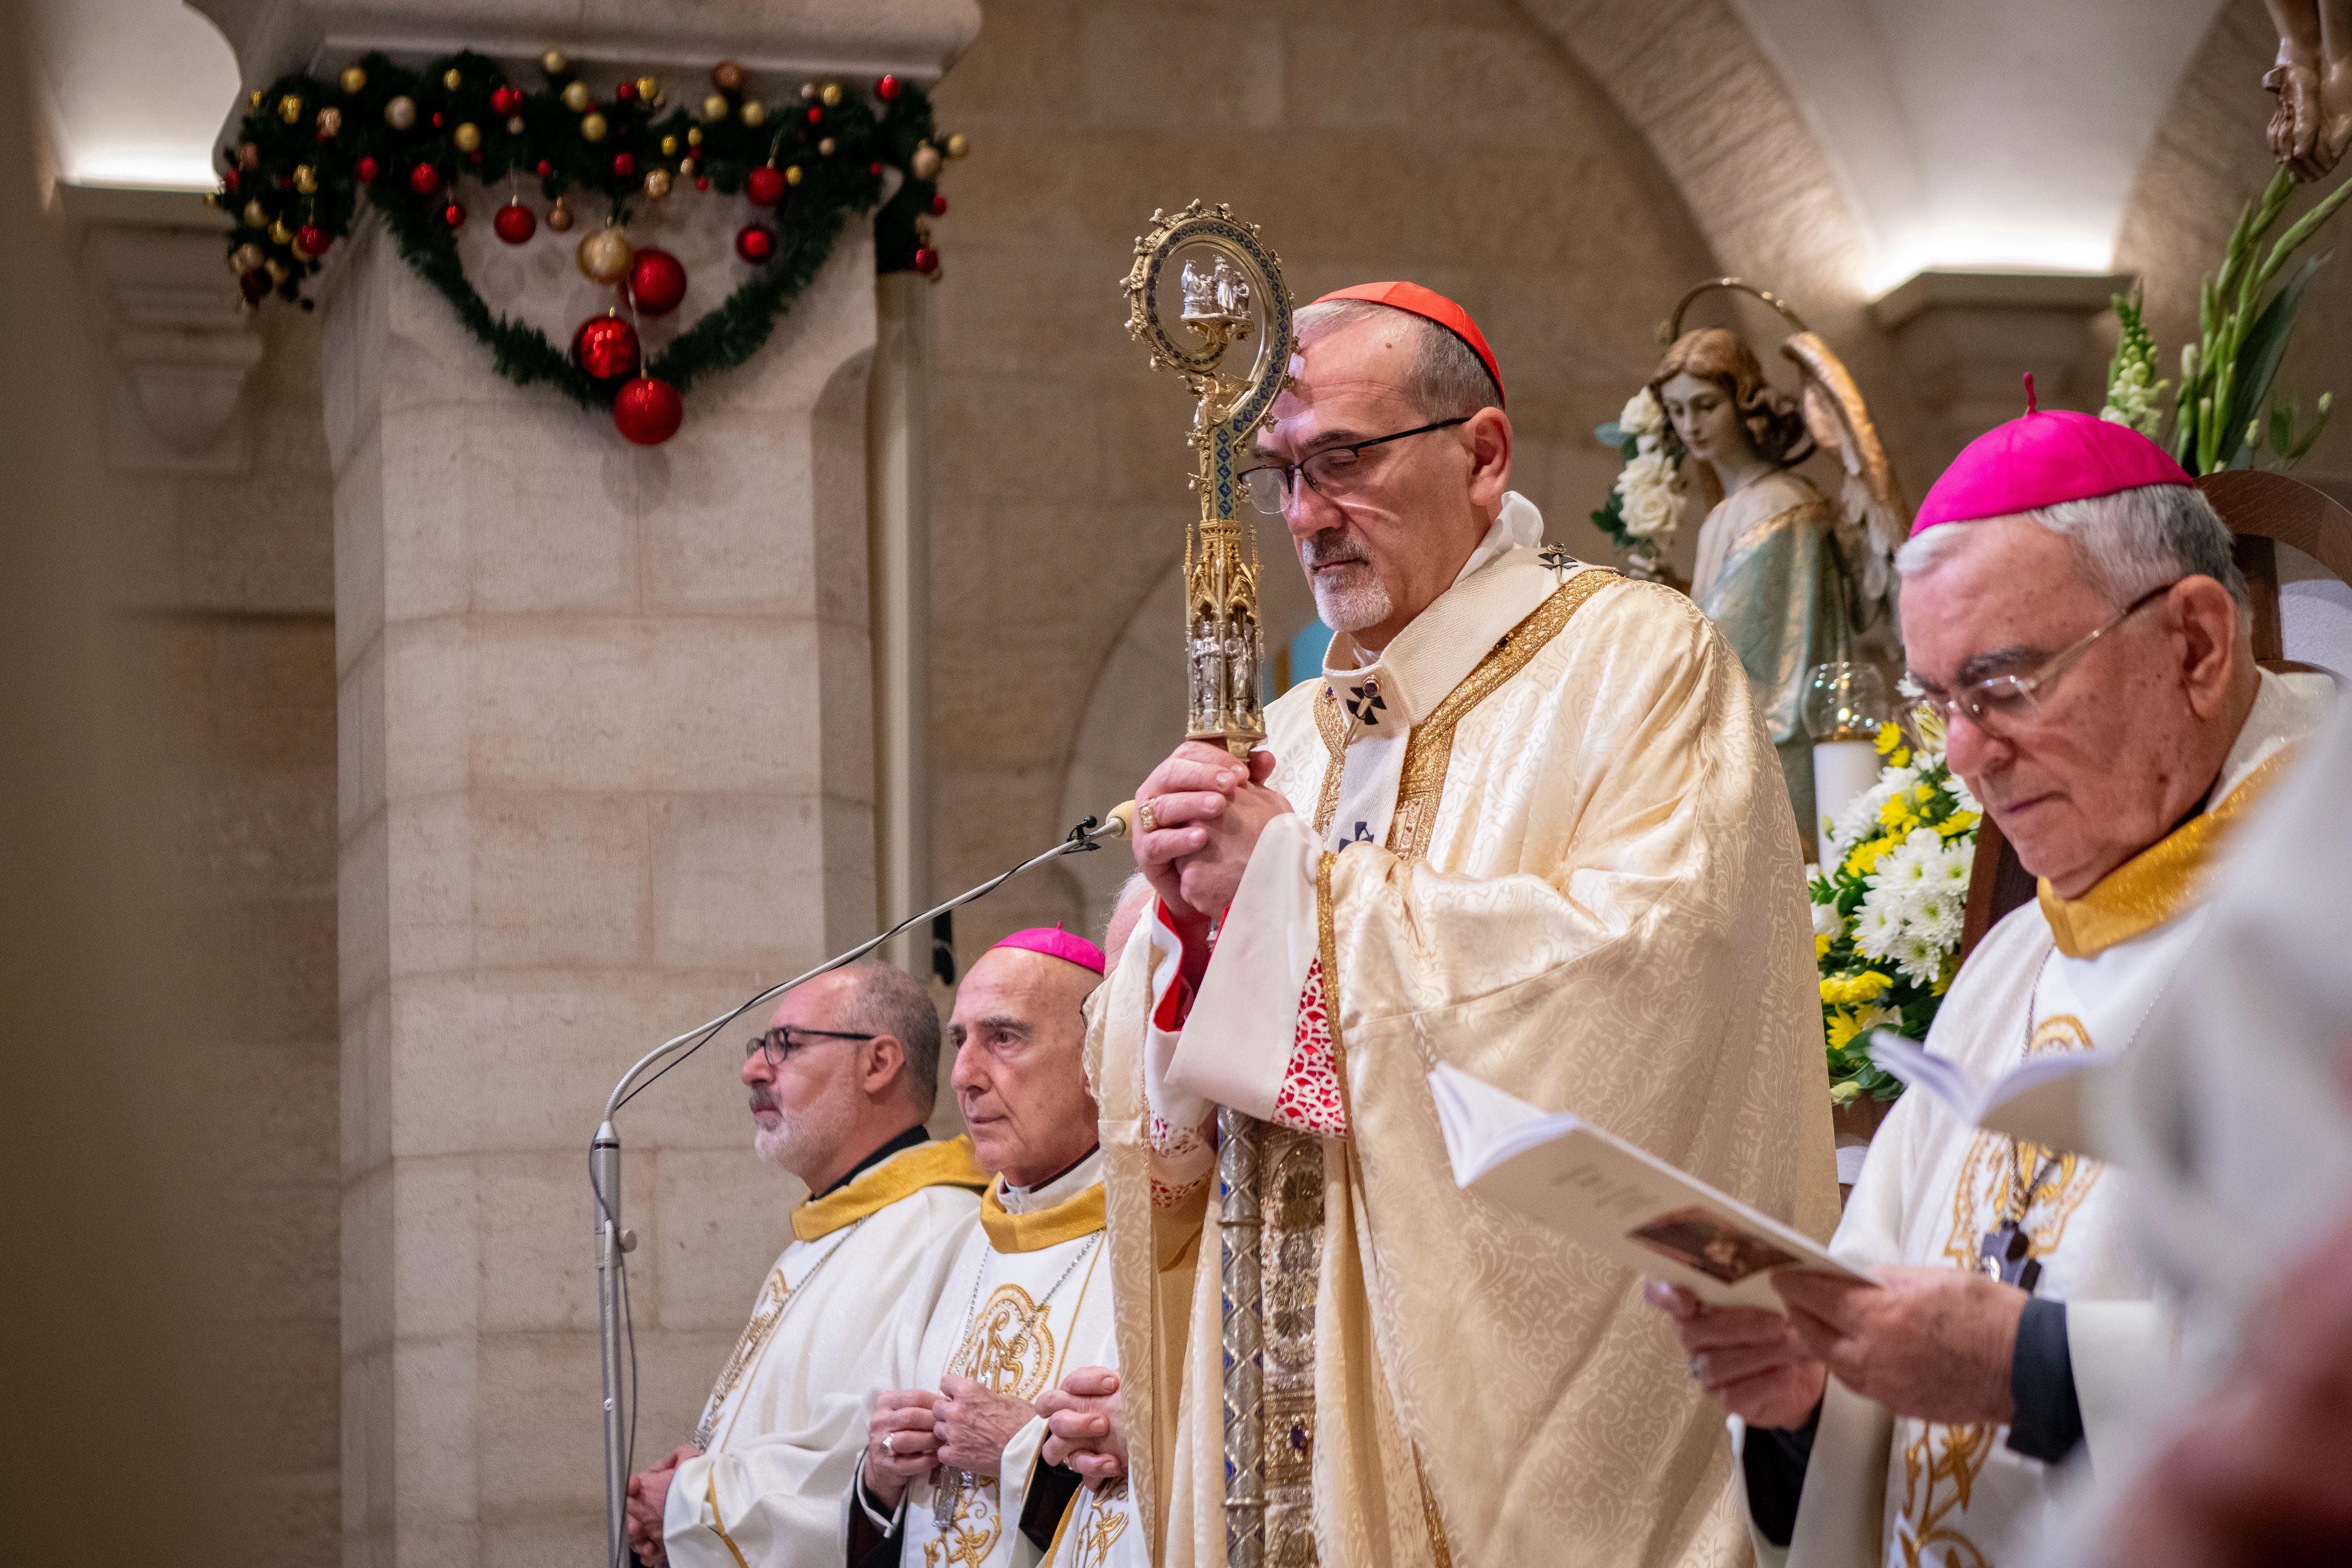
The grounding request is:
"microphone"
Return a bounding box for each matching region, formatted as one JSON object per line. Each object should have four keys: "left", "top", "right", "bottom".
{"left": 1096, "top": 800, "right": 1136, "bottom": 841}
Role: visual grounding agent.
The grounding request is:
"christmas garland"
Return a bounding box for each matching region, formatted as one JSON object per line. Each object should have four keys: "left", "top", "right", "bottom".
{"left": 214, "top": 49, "right": 964, "bottom": 443}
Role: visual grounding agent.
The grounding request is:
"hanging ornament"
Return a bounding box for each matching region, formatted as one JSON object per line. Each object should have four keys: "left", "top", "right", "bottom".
{"left": 745, "top": 165, "right": 786, "bottom": 206}
{"left": 711, "top": 60, "right": 745, "bottom": 93}
{"left": 294, "top": 224, "right": 330, "bottom": 259}
{"left": 409, "top": 162, "right": 442, "bottom": 195}
{"left": 265, "top": 258, "right": 290, "bottom": 283}
{"left": 542, "top": 49, "right": 569, "bottom": 75}
{"left": 687, "top": 127, "right": 703, "bottom": 147}
{"left": 581, "top": 112, "right": 609, "bottom": 142}
{"left": 492, "top": 86, "right": 524, "bottom": 117}
{"left": 571, "top": 312, "right": 641, "bottom": 379}
{"left": 944, "top": 133, "right": 970, "bottom": 159}
{"left": 910, "top": 144, "right": 941, "bottom": 181}
{"left": 279, "top": 94, "right": 304, "bottom": 124}
{"left": 636, "top": 76, "right": 662, "bottom": 105}
{"left": 243, "top": 198, "right": 269, "bottom": 227}
{"left": 876, "top": 74, "right": 903, "bottom": 101}
{"left": 340, "top": 65, "right": 367, "bottom": 94}
{"left": 240, "top": 268, "right": 271, "bottom": 305}
{"left": 627, "top": 248, "right": 687, "bottom": 315}
{"left": 233, "top": 241, "right": 265, "bottom": 272}
{"left": 735, "top": 224, "right": 776, "bottom": 263}
{"left": 536, "top": 158, "right": 554, "bottom": 178}
{"left": 613, "top": 375, "right": 683, "bottom": 445}
{"left": 785, "top": 165, "right": 803, "bottom": 187}
{"left": 562, "top": 81, "right": 592, "bottom": 112}
{"left": 385, "top": 95, "right": 417, "bottom": 131}
{"left": 443, "top": 201, "right": 467, "bottom": 229}
{"left": 818, "top": 82, "right": 843, "bottom": 108}
{"left": 929, "top": 192, "right": 948, "bottom": 216}
{"left": 506, "top": 116, "right": 525, "bottom": 135}
{"left": 575, "top": 225, "right": 633, "bottom": 284}
{"left": 817, "top": 137, "right": 836, "bottom": 156}
{"left": 269, "top": 218, "right": 294, "bottom": 245}
{"left": 702, "top": 93, "right": 730, "bottom": 120}
{"left": 315, "top": 107, "right": 342, "bottom": 139}
{"left": 913, "top": 245, "right": 939, "bottom": 275}
{"left": 356, "top": 156, "right": 380, "bottom": 185}
{"left": 612, "top": 152, "right": 635, "bottom": 177}
{"left": 545, "top": 197, "right": 575, "bottom": 233}
{"left": 741, "top": 101, "right": 768, "bottom": 126}
{"left": 614, "top": 79, "right": 638, "bottom": 104}
{"left": 493, "top": 199, "right": 536, "bottom": 244}
{"left": 454, "top": 122, "right": 482, "bottom": 153}
{"left": 641, "top": 168, "right": 672, "bottom": 200}
{"left": 237, "top": 141, "right": 261, "bottom": 170}
{"left": 443, "top": 68, "right": 463, "bottom": 91}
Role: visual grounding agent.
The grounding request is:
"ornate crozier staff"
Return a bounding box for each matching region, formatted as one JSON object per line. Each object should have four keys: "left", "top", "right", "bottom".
{"left": 1123, "top": 201, "right": 1294, "bottom": 1568}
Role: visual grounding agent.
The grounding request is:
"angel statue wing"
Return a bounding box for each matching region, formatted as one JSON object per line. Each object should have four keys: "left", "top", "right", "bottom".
{"left": 1781, "top": 331, "right": 1910, "bottom": 611}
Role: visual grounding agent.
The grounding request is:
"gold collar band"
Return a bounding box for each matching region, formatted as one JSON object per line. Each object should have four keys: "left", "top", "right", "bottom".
{"left": 791, "top": 1135, "right": 989, "bottom": 1242}
{"left": 978, "top": 1178, "right": 1108, "bottom": 1253}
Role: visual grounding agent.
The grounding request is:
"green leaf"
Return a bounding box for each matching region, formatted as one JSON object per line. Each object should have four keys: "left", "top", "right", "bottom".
{"left": 2221, "top": 250, "right": 2331, "bottom": 470}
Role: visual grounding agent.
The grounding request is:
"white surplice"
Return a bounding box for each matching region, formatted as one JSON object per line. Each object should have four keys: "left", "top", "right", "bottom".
{"left": 663, "top": 1137, "right": 986, "bottom": 1568}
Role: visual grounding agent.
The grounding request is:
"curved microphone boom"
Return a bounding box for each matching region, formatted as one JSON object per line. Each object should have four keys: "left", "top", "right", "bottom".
{"left": 591, "top": 804, "right": 1133, "bottom": 1568}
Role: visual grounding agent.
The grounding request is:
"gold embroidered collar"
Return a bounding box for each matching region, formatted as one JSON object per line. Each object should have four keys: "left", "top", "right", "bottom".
{"left": 791, "top": 1134, "right": 988, "bottom": 1242}
{"left": 2037, "top": 748, "right": 2297, "bottom": 959}
{"left": 979, "top": 1178, "right": 1107, "bottom": 1253}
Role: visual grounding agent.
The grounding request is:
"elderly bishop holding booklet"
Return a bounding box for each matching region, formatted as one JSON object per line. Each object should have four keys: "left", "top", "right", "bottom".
{"left": 1085, "top": 282, "right": 1838, "bottom": 1568}
{"left": 1650, "top": 399, "right": 2334, "bottom": 1566}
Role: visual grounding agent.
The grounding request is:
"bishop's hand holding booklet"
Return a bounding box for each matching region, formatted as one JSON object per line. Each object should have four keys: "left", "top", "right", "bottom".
{"left": 1429, "top": 1064, "right": 1873, "bottom": 1310}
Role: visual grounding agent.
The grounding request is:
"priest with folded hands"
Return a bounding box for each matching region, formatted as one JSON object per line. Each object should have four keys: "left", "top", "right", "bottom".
{"left": 1648, "top": 399, "right": 2334, "bottom": 1566}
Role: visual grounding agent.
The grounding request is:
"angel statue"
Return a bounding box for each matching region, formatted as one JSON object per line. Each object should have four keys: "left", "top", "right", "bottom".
{"left": 1646, "top": 282, "right": 1908, "bottom": 852}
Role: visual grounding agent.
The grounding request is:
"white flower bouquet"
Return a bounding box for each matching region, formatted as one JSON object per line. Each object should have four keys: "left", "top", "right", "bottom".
{"left": 1590, "top": 387, "right": 1684, "bottom": 580}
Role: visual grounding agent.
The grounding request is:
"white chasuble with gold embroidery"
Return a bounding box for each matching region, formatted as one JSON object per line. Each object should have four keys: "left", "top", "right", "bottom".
{"left": 1090, "top": 504, "right": 1841, "bottom": 1568}
{"left": 664, "top": 1137, "right": 988, "bottom": 1568}
{"left": 884, "top": 1152, "right": 1115, "bottom": 1568}
{"left": 1785, "top": 671, "right": 2331, "bottom": 1568}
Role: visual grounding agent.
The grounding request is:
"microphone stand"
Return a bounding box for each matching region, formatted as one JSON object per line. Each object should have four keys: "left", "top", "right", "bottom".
{"left": 592, "top": 805, "right": 1134, "bottom": 1568}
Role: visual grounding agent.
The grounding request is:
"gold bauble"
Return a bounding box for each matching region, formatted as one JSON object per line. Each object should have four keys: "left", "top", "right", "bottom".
{"left": 678, "top": 156, "right": 697, "bottom": 178}
{"left": 234, "top": 242, "right": 265, "bottom": 272}
{"left": 542, "top": 49, "right": 569, "bottom": 75}
{"left": 642, "top": 168, "right": 672, "bottom": 199}
{"left": 816, "top": 136, "right": 836, "bottom": 156}
{"left": 384, "top": 95, "right": 417, "bottom": 130}
{"left": 909, "top": 144, "right": 941, "bottom": 181}
{"left": 659, "top": 134, "right": 678, "bottom": 157}
{"left": 249, "top": 88, "right": 264, "bottom": 108}
{"left": 575, "top": 225, "right": 632, "bottom": 284}
{"left": 687, "top": 126, "right": 703, "bottom": 146}
{"left": 243, "top": 198, "right": 268, "bottom": 228}
{"left": 265, "top": 258, "right": 290, "bottom": 283}
{"left": 443, "top": 68, "right": 463, "bottom": 91}
{"left": 316, "top": 107, "right": 342, "bottom": 137}
{"left": 701, "top": 93, "right": 729, "bottom": 120}
{"left": 454, "top": 122, "right": 482, "bottom": 153}
{"left": 636, "top": 76, "right": 660, "bottom": 103}
{"left": 819, "top": 82, "right": 842, "bottom": 108}
{"left": 278, "top": 94, "right": 303, "bottom": 124}
{"left": 580, "top": 111, "right": 608, "bottom": 142}
{"left": 944, "top": 132, "right": 970, "bottom": 159}
{"left": 784, "top": 164, "right": 803, "bottom": 186}
{"left": 340, "top": 65, "right": 367, "bottom": 94}
{"left": 545, "top": 198, "right": 575, "bottom": 233}
{"left": 562, "top": 80, "right": 591, "bottom": 112}
{"left": 293, "top": 164, "right": 318, "bottom": 193}
{"left": 740, "top": 100, "right": 767, "bottom": 126}
{"left": 268, "top": 218, "right": 293, "bottom": 245}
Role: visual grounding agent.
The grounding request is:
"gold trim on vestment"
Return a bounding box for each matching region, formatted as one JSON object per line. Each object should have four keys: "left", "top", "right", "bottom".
{"left": 2036, "top": 748, "right": 2298, "bottom": 958}
{"left": 707, "top": 1469, "right": 753, "bottom": 1568}
{"left": 1312, "top": 686, "right": 1349, "bottom": 837}
{"left": 792, "top": 1134, "right": 989, "bottom": 1242}
{"left": 979, "top": 1179, "right": 1108, "bottom": 1253}
{"left": 1385, "top": 572, "right": 1621, "bottom": 860}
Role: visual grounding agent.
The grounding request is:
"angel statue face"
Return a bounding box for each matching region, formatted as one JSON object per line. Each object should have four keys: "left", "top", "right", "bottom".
{"left": 1648, "top": 328, "right": 1812, "bottom": 496}
{"left": 1657, "top": 373, "right": 1748, "bottom": 467}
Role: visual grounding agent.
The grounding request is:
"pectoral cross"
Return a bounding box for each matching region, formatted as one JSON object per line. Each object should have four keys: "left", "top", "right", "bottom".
{"left": 1977, "top": 1220, "right": 2042, "bottom": 1293}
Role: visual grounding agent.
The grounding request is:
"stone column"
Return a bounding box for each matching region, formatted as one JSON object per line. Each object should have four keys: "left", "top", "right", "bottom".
{"left": 191, "top": 6, "right": 978, "bottom": 1564}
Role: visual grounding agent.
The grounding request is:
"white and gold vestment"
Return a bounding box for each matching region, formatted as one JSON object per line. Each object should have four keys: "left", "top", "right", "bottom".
{"left": 1782, "top": 671, "right": 2332, "bottom": 1568}
{"left": 1092, "top": 498, "right": 1840, "bottom": 1568}
{"left": 869, "top": 1150, "right": 1115, "bottom": 1568}
{"left": 664, "top": 1136, "right": 988, "bottom": 1568}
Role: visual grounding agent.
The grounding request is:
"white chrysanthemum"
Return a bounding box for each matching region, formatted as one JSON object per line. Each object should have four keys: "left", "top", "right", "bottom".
{"left": 1619, "top": 387, "right": 1665, "bottom": 437}
{"left": 1894, "top": 931, "right": 1946, "bottom": 985}
{"left": 1873, "top": 828, "right": 1947, "bottom": 894}
{"left": 1829, "top": 769, "right": 1909, "bottom": 859}
{"left": 1852, "top": 894, "right": 1906, "bottom": 962}
{"left": 1812, "top": 900, "right": 1843, "bottom": 939}
{"left": 1911, "top": 890, "right": 1964, "bottom": 947}
{"left": 1945, "top": 767, "right": 1980, "bottom": 815}
{"left": 1929, "top": 841, "right": 1972, "bottom": 891}
{"left": 1616, "top": 451, "right": 1681, "bottom": 539}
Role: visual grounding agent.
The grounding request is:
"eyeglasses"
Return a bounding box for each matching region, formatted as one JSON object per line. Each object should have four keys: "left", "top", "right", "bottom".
{"left": 1916, "top": 580, "right": 2178, "bottom": 738}
{"left": 743, "top": 1026, "right": 875, "bottom": 1069}
{"left": 1237, "top": 418, "right": 1469, "bottom": 515}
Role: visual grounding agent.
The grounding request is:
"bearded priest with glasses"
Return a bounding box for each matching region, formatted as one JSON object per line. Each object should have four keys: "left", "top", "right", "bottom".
{"left": 1649, "top": 403, "right": 2335, "bottom": 1566}
{"left": 624, "top": 961, "right": 988, "bottom": 1568}
{"left": 1081, "top": 283, "right": 1839, "bottom": 1568}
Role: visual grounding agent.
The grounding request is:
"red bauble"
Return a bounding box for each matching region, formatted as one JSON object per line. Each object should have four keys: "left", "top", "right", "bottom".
{"left": 443, "top": 201, "right": 467, "bottom": 228}
{"left": 239, "top": 268, "right": 271, "bottom": 304}
{"left": 875, "top": 73, "right": 903, "bottom": 101}
{"left": 744, "top": 165, "right": 786, "bottom": 206}
{"left": 431, "top": 110, "right": 446, "bottom": 129}
{"left": 734, "top": 224, "right": 776, "bottom": 263}
{"left": 612, "top": 152, "right": 635, "bottom": 177}
{"left": 222, "top": 168, "right": 240, "bottom": 194}
{"left": 409, "top": 162, "right": 442, "bottom": 195}
{"left": 806, "top": 106, "right": 824, "bottom": 124}
{"left": 491, "top": 85, "right": 523, "bottom": 116}
{"left": 296, "top": 224, "right": 330, "bottom": 258}
{"left": 356, "top": 156, "right": 379, "bottom": 185}
{"left": 536, "top": 158, "right": 554, "bottom": 178}
{"left": 571, "top": 314, "right": 641, "bottom": 380}
{"left": 613, "top": 376, "right": 683, "bottom": 445}
{"left": 627, "top": 248, "right": 687, "bottom": 316}
{"left": 492, "top": 201, "right": 537, "bottom": 244}
{"left": 694, "top": 176, "right": 710, "bottom": 191}
{"left": 912, "top": 245, "right": 939, "bottom": 275}
{"left": 615, "top": 79, "right": 637, "bottom": 102}
{"left": 929, "top": 193, "right": 948, "bottom": 215}
{"left": 868, "top": 160, "right": 884, "bottom": 177}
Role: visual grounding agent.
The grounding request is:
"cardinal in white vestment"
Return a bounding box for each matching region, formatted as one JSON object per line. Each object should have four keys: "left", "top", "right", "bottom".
{"left": 853, "top": 931, "right": 1125, "bottom": 1568}
{"left": 1088, "top": 282, "right": 1839, "bottom": 1568}
{"left": 1651, "top": 403, "right": 2335, "bottom": 1568}
{"left": 624, "top": 962, "right": 988, "bottom": 1568}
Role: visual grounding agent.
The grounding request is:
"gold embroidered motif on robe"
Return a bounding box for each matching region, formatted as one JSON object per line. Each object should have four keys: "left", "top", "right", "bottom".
{"left": 697, "top": 1265, "right": 791, "bottom": 1449}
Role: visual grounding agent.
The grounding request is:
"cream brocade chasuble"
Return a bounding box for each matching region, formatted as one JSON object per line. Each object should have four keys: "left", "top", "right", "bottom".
{"left": 664, "top": 1137, "right": 988, "bottom": 1568}
{"left": 1090, "top": 509, "right": 1841, "bottom": 1568}
{"left": 880, "top": 1151, "right": 1117, "bottom": 1568}
{"left": 1779, "top": 670, "right": 2332, "bottom": 1568}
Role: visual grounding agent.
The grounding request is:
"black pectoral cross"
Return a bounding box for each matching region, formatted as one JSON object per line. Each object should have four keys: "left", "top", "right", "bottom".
{"left": 1977, "top": 1220, "right": 2042, "bottom": 1293}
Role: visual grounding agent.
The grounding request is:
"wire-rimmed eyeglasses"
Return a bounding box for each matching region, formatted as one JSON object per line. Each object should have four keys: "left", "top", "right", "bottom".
{"left": 743, "top": 1025, "right": 875, "bottom": 1069}
{"left": 1237, "top": 418, "right": 1469, "bottom": 515}
{"left": 1915, "top": 580, "right": 2179, "bottom": 738}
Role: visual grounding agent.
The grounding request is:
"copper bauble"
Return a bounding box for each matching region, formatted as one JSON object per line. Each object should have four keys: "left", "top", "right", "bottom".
{"left": 627, "top": 248, "right": 687, "bottom": 315}
{"left": 572, "top": 313, "right": 640, "bottom": 380}
{"left": 545, "top": 198, "right": 575, "bottom": 233}
{"left": 641, "top": 168, "right": 672, "bottom": 200}
{"left": 315, "top": 107, "right": 342, "bottom": 138}
{"left": 710, "top": 60, "right": 745, "bottom": 93}
{"left": 384, "top": 95, "right": 417, "bottom": 131}
{"left": 613, "top": 376, "right": 683, "bottom": 445}
{"left": 575, "top": 226, "right": 633, "bottom": 284}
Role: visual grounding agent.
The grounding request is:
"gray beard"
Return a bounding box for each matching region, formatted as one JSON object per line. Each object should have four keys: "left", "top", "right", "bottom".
{"left": 751, "top": 1071, "right": 857, "bottom": 1182}
{"left": 1310, "top": 562, "right": 1394, "bottom": 633}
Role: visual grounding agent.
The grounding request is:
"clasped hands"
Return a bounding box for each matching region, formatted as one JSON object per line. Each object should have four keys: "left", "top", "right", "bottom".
{"left": 1646, "top": 1265, "right": 2030, "bottom": 1432}
{"left": 625, "top": 1443, "right": 701, "bottom": 1565}
{"left": 863, "top": 1375, "right": 1048, "bottom": 1508}
{"left": 1135, "top": 741, "right": 1294, "bottom": 933}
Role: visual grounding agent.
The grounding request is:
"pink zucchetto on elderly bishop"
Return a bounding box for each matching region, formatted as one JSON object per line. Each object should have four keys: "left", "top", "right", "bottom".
{"left": 1911, "top": 374, "right": 2193, "bottom": 536}
{"left": 988, "top": 927, "right": 1105, "bottom": 975}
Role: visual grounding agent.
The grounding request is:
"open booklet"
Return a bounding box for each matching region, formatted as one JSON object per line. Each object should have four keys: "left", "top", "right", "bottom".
{"left": 1429, "top": 1064, "right": 1873, "bottom": 1310}
{"left": 1865, "top": 1029, "right": 2120, "bottom": 1161}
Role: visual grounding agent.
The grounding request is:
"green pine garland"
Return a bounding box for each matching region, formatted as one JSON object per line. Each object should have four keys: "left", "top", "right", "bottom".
{"left": 217, "top": 51, "right": 955, "bottom": 414}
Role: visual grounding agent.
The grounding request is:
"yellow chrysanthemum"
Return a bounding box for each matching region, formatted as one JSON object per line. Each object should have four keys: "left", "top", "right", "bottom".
{"left": 1815, "top": 932, "right": 1834, "bottom": 960}
{"left": 1937, "top": 810, "right": 1980, "bottom": 839}
{"left": 1844, "top": 835, "right": 1897, "bottom": 877}
{"left": 1874, "top": 722, "right": 1902, "bottom": 755}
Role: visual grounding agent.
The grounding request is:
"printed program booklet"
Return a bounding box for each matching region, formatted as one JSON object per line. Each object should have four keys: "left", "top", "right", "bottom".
{"left": 1429, "top": 1063, "right": 1872, "bottom": 1310}
{"left": 1866, "top": 1029, "right": 2119, "bottom": 1160}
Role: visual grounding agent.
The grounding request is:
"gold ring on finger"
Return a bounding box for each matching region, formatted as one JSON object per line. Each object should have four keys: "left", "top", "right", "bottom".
{"left": 1137, "top": 799, "right": 1158, "bottom": 834}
